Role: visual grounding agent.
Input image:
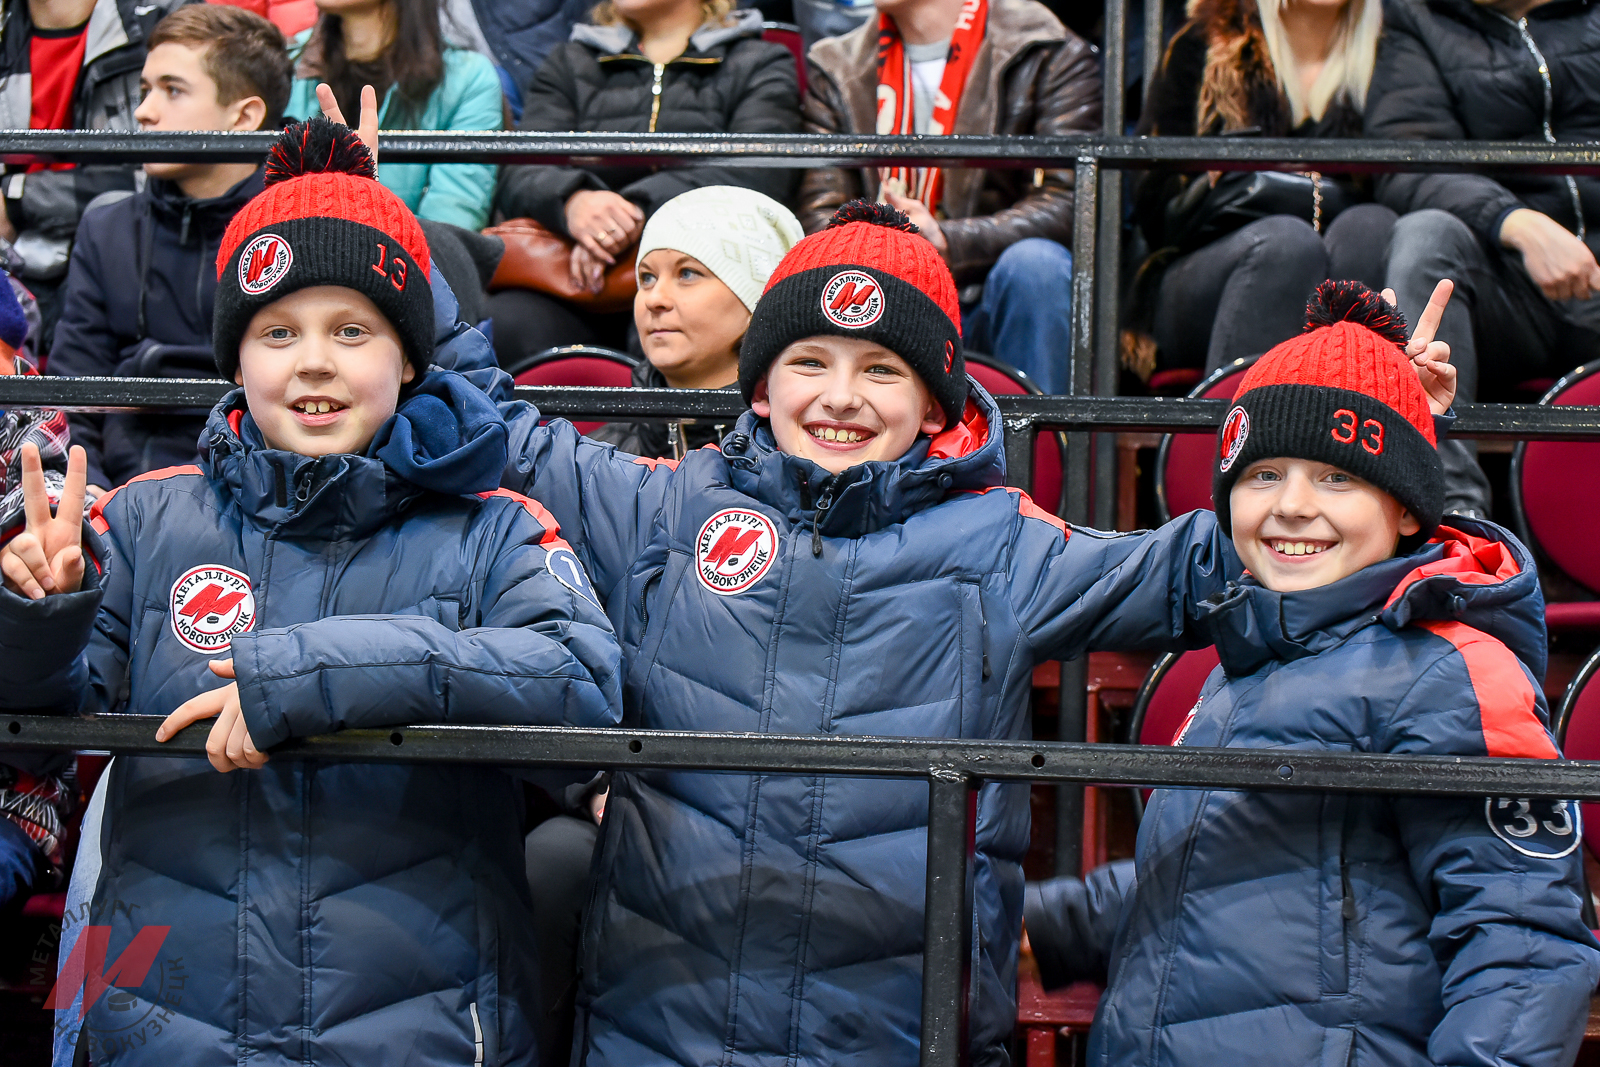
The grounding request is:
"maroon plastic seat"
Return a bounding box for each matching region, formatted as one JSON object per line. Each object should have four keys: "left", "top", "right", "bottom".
{"left": 1155, "top": 358, "right": 1256, "bottom": 522}
{"left": 1125, "top": 647, "right": 1222, "bottom": 807}
{"left": 1510, "top": 360, "right": 1600, "bottom": 632}
{"left": 1555, "top": 648, "right": 1600, "bottom": 864}
{"left": 761, "top": 22, "right": 806, "bottom": 96}
{"left": 510, "top": 346, "right": 638, "bottom": 435}
{"left": 966, "top": 354, "right": 1066, "bottom": 515}
{"left": 1147, "top": 368, "right": 1203, "bottom": 395}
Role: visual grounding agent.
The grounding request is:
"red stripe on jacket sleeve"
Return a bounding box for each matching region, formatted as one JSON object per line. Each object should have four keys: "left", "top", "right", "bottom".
{"left": 961, "top": 486, "right": 1071, "bottom": 538}
{"left": 1418, "top": 619, "right": 1559, "bottom": 759}
{"left": 477, "top": 488, "right": 575, "bottom": 552}
{"left": 88, "top": 465, "right": 204, "bottom": 534}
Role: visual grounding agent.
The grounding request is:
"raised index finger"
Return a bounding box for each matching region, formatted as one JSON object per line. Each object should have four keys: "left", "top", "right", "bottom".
{"left": 19, "top": 443, "right": 51, "bottom": 532}
{"left": 1409, "top": 279, "right": 1455, "bottom": 354}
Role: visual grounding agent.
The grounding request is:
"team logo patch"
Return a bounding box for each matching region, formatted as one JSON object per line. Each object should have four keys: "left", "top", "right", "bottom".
{"left": 544, "top": 545, "right": 599, "bottom": 607}
{"left": 238, "top": 233, "right": 293, "bottom": 295}
{"left": 170, "top": 565, "right": 257, "bottom": 654}
{"left": 821, "top": 270, "right": 885, "bottom": 329}
{"left": 1486, "top": 797, "right": 1581, "bottom": 858}
{"left": 1218, "top": 406, "right": 1250, "bottom": 472}
{"left": 695, "top": 509, "right": 778, "bottom": 596}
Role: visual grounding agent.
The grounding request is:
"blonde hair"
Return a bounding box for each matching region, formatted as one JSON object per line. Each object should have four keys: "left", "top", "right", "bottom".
{"left": 589, "top": 0, "right": 737, "bottom": 31}
{"left": 1255, "top": 0, "right": 1381, "bottom": 125}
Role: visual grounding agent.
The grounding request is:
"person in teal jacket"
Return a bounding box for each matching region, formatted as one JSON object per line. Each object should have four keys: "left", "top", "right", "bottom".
{"left": 285, "top": 0, "right": 504, "bottom": 228}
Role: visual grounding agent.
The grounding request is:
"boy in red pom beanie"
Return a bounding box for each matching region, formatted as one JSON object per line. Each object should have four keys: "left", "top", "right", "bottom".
{"left": 0, "top": 117, "right": 621, "bottom": 1066}
{"left": 497, "top": 200, "right": 1384, "bottom": 1066}
{"left": 1039, "top": 281, "right": 1600, "bottom": 1067}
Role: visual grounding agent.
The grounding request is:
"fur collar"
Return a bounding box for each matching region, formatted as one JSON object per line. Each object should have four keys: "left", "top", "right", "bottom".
{"left": 1188, "top": 0, "right": 1293, "bottom": 135}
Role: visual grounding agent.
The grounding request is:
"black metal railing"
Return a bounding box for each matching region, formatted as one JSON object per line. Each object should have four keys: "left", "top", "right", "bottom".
{"left": 4, "top": 12, "right": 1600, "bottom": 1056}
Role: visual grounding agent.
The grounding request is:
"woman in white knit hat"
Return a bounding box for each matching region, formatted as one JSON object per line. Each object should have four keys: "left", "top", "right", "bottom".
{"left": 588, "top": 185, "right": 803, "bottom": 458}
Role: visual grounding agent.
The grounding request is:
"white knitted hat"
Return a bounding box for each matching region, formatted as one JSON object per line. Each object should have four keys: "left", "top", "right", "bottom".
{"left": 636, "top": 186, "right": 804, "bottom": 312}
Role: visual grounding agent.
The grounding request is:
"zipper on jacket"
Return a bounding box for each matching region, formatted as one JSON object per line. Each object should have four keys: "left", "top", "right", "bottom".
{"left": 648, "top": 63, "right": 664, "bottom": 132}
{"left": 810, "top": 480, "right": 834, "bottom": 556}
{"left": 469, "top": 1002, "right": 484, "bottom": 1066}
{"left": 1501, "top": 13, "right": 1586, "bottom": 240}
{"left": 273, "top": 464, "right": 287, "bottom": 509}
{"left": 1339, "top": 856, "right": 1356, "bottom": 923}
{"left": 978, "top": 593, "right": 991, "bottom": 680}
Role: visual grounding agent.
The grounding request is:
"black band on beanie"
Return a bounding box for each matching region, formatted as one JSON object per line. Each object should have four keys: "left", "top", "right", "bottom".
{"left": 213, "top": 215, "right": 433, "bottom": 381}
{"left": 1213, "top": 383, "right": 1444, "bottom": 539}
{"left": 740, "top": 265, "right": 967, "bottom": 428}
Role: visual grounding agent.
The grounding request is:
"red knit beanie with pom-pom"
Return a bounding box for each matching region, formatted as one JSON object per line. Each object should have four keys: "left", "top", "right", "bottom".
{"left": 739, "top": 200, "right": 967, "bottom": 428}
{"left": 212, "top": 117, "right": 433, "bottom": 380}
{"left": 1213, "top": 280, "right": 1443, "bottom": 538}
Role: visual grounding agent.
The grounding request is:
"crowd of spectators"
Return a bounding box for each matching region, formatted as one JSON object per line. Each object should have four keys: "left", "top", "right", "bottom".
{"left": 0, "top": 0, "right": 1589, "bottom": 504}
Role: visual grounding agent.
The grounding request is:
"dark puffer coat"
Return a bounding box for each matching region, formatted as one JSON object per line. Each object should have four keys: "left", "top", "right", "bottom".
{"left": 502, "top": 382, "right": 1238, "bottom": 1066}
{"left": 0, "top": 369, "right": 623, "bottom": 1066}
{"left": 494, "top": 9, "right": 800, "bottom": 231}
{"left": 48, "top": 171, "right": 263, "bottom": 490}
{"left": 584, "top": 358, "right": 735, "bottom": 458}
{"left": 1087, "top": 521, "right": 1600, "bottom": 1067}
{"left": 1366, "top": 0, "right": 1600, "bottom": 255}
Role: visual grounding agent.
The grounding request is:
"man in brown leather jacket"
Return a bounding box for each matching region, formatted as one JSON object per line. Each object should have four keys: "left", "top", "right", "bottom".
{"left": 798, "top": 0, "right": 1100, "bottom": 392}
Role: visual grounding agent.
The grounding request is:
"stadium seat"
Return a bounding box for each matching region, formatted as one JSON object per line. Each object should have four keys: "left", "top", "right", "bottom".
{"left": 509, "top": 346, "right": 640, "bottom": 436}
{"left": 1154, "top": 358, "right": 1256, "bottom": 523}
{"left": 1125, "top": 647, "right": 1222, "bottom": 810}
{"left": 1510, "top": 360, "right": 1600, "bottom": 632}
{"left": 966, "top": 353, "right": 1067, "bottom": 515}
{"left": 761, "top": 22, "right": 807, "bottom": 95}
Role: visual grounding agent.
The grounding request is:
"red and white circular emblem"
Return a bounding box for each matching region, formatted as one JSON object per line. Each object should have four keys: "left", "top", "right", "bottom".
{"left": 695, "top": 509, "right": 778, "bottom": 596}
{"left": 1218, "top": 405, "right": 1251, "bottom": 473}
{"left": 170, "top": 565, "right": 257, "bottom": 654}
{"left": 238, "top": 233, "right": 293, "bottom": 295}
{"left": 820, "top": 270, "right": 885, "bottom": 329}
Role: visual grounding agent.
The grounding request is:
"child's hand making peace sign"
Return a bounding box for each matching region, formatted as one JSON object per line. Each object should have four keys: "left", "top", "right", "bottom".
{"left": 0, "top": 442, "right": 87, "bottom": 599}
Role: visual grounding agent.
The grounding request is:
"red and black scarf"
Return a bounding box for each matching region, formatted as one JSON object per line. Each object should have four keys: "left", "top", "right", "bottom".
{"left": 875, "top": 0, "right": 987, "bottom": 212}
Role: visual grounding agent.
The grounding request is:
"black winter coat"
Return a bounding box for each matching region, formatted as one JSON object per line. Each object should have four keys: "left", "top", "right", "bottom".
{"left": 48, "top": 170, "right": 263, "bottom": 490}
{"left": 495, "top": 9, "right": 800, "bottom": 232}
{"left": 1366, "top": 0, "right": 1600, "bottom": 254}
{"left": 584, "top": 359, "right": 735, "bottom": 458}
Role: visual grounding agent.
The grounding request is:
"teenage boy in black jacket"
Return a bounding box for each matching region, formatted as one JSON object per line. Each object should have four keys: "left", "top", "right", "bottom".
{"left": 1366, "top": 0, "right": 1600, "bottom": 518}
{"left": 47, "top": 5, "right": 291, "bottom": 496}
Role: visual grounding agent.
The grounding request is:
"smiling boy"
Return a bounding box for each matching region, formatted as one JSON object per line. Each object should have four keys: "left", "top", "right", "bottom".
{"left": 495, "top": 200, "right": 1253, "bottom": 1066}
{"left": 1081, "top": 282, "right": 1600, "bottom": 1067}
{"left": 0, "top": 118, "right": 621, "bottom": 1066}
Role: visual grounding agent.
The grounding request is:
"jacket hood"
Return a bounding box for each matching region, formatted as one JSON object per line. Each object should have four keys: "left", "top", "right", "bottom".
{"left": 722, "top": 376, "right": 1006, "bottom": 535}
{"left": 200, "top": 369, "right": 508, "bottom": 541}
{"left": 570, "top": 8, "right": 763, "bottom": 55}
{"left": 1201, "top": 517, "right": 1546, "bottom": 681}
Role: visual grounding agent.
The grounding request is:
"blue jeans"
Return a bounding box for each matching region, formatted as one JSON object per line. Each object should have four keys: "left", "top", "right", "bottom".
{"left": 962, "top": 238, "right": 1074, "bottom": 394}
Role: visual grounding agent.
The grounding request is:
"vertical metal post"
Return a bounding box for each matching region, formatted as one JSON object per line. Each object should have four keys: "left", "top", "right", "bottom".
{"left": 1092, "top": 176, "right": 1122, "bottom": 532}
{"left": 1144, "top": 0, "right": 1163, "bottom": 96}
{"left": 1103, "top": 0, "right": 1127, "bottom": 138}
{"left": 921, "top": 770, "right": 975, "bottom": 1067}
{"left": 1058, "top": 157, "right": 1099, "bottom": 876}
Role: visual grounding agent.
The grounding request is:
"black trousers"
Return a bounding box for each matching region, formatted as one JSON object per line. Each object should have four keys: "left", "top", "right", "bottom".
{"left": 1383, "top": 208, "right": 1600, "bottom": 516}
{"left": 1154, "top": 204, "right": 1397, "bottom": 374}
{"left": 487, "top": 288, "right": 634, "bottom": 372}
{"left": 524, "top": 813, "right": 600, "bottom": 1065}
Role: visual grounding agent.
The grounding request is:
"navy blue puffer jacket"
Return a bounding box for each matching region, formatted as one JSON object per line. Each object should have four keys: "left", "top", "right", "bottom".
{"left": 0, "top": 370, "right": 623, "bottom": 1066}
{"left": 1089, "top": 520, "right": 1600, "bottom": 1067}
{"left": 501, "top": 382, "right": 1238, "bottom": 1067}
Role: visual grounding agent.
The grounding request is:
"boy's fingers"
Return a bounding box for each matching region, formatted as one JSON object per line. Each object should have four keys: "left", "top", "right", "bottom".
{"left": 206, "top": 710, "right": 235, "bottom": 773}
{"left": 157, "top": 690, "right": 224, "bottom": 741}
{"left": 20, "top": 443, "right": 49, "bottom": 532}
{"left": 1410, "top": 279, "right": 1454, "bottom": 354}
{"left": 6, "top": 534, "right": 54, "bottom": 594}
{"left": 1, "top": 548, "right": 45, "bottom": 600}
{"left": 1381, "top": 287, "right": 1398, "bottom": 307}
{"left": 314, "top": 83, "right": 346, "bottom": 125}
{"left": 209, "top": 659, "right": 236, "bottom": 679}
{"left": 359, "top": 85, "right": 380, "bottom": 165}
{"left": 58, "top": 446, "right": 87, "bottom": 526}
{"left": 52, "top": 545, "right": 83, "bottom": 596}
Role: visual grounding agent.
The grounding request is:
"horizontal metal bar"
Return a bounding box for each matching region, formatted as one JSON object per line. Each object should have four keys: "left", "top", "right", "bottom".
{"left": 4, "top": 715, "right": 1597, "bottom": 798}
{"left": 1, "top": 129, "right": 1599, "bottom": 174}
{"left": 6, "top": 377, "right": 1598, "bottom": 440}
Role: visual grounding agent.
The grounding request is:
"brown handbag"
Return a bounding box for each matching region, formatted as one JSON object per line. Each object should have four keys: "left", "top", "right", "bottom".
{"left": 483, "top": 217, "right": 637, "bottom": 314}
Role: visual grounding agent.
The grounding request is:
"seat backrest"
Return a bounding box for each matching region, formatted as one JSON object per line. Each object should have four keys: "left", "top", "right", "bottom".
{"left": 762, "top": 22, "right": 807, "bottom": 95}
{"left": 966, "top": 355, "right": 1066, "bottom": 514}
{"left": 1514, "top": 360, "right": 1600, "bottom": 595}
{"left": 514, "top": 354, "right": 637, "bottom": 434}
{"left": 1133, "top": 647, "right": 1221, "bottom": 748}
{"left": 1156, "top": 360, "right": 1254, "bottom": 522}
{"left": 1555, "top": 648, "right": 1600, "bottom": 862}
